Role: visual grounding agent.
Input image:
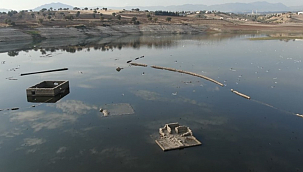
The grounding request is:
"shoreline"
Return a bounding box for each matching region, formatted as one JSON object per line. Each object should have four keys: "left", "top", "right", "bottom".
{"left": 1, "top": 22, "right": 303, "bottom": 43}
{"left": 1, "top": 23, "right": 303, "bottom": 54}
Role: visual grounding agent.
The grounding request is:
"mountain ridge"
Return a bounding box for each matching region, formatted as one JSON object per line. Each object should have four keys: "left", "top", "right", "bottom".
{"left": 116, "top": 1, "right": 290, "bottom": 12}
{"left": 33, "top": 2, "right": 73, "bottom": 11}
{"left": 1, "top": 1, "right": 302, "bottom": 13}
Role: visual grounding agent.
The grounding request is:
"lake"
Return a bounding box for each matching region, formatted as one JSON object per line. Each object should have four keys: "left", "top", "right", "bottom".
{"left": 0, "top": 34, "right": 303, "bottom": 172}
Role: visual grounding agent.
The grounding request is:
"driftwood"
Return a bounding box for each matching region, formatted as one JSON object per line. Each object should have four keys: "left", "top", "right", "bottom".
{"left": 231, "top": 89, "right": 251, "bottom": 99}
{"left": 151, "top": 65, "right": 224, "bottom": 87}
{"left": 21, "top": 68, "right": 68, "bottom": 76}
{"left": 130, "top": 63, "right": 148, "bottom": 67}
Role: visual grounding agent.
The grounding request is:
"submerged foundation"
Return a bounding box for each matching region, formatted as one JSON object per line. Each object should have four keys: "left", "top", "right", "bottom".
{"left": 155, "top": 123, "right": 202, "bottom": 151}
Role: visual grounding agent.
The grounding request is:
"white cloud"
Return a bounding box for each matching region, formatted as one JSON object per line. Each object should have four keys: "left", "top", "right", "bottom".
{"left": 207, "top": 86, "right": 220, "bottom": 92}
{"left": 10, "top": 110, "right": 44, "bottom": 122}
{"left": 26, "top": 148, "right": 38, "bottom": 154}
{"left": 23, "top": 138, "right": 46, "bottom": 146}
{"left": 0, "top": 128, "right": 23, "bottom": 138}
{"left": 56, "top": 147, "right": 67, "bottom": 154}
{"left": 55, "top": 100, "right": 98, "bottom": 115}
{"left": 132, "top": 90, "right": 210, "bottom": 108}
{"left": 31, "top": 113, "right": 77, "bottom": 132}
{"left": 10, "top": 110, "right": 77, "bottom": 132}
{"left": 77, "top": 84, "right": 95, "bottom": 89}
{"left": 9, "top": 100, "right": 100, "bottom": 132}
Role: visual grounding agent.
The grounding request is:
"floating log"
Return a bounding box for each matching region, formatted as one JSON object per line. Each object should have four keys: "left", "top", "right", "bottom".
{"left": 151, "top": 65, "right": 163, "bottom": 70}
{"left": 151, "top": 65, "right": 224, "bottom": 87}
{"left": 21, "top": 68, "right": 68, "bottom": 76}
{"left": 296, "top": 114, "right": 303, "bottom": 118}
{"left": 130, "top": 63, "right": 148, "bottom": 67}
{"left": 231, "top": 89, "right": 251, "bottom": 99}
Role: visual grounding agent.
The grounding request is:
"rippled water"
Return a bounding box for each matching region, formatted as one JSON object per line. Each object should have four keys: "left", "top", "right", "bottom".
{"left": 0, "top": 34, "right": 303, "bottom": 172}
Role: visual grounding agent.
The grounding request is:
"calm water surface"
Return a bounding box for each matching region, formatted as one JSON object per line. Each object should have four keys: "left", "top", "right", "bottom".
{"left": 0, "top": 34, "right": 303, "bottom": 172}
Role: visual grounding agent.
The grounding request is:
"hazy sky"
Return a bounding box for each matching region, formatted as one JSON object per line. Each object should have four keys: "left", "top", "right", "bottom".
{"left": 1, "top": 0, "right": 302, "bottom": 10}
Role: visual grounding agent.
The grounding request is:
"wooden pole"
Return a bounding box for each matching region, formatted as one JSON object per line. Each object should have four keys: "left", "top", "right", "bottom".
{"left": 21, "top": 68, "right": 68, "bottom": 76}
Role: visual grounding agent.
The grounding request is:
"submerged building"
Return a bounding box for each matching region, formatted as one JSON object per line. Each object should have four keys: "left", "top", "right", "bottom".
{"left": 155, "top": 123, "right": 202, "bottom": 151}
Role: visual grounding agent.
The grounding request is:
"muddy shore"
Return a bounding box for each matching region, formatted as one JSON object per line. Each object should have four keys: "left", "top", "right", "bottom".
{"left": 1, "top": 23, "right": 303, "bottom": 43}
{"left": 1, "top": 23, "right": 303, "bottom": 54}
{"left": 0, "top": 24, "right": 208, "bottom": 42}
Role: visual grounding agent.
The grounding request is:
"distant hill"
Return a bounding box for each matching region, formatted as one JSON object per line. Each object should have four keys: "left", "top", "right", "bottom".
{"left": 33, "top": 2, "right": 73, "bottom": 11}
{"left": 117, "top": 4, "right": 208, "bottom": 12}
{"left": 289, "top": 5, "right": 303, "bottom": 11}
{"left": 31, "top": 1, "right": 298, "bottom": 13}
{"left": 0, "top": 8, "right": 10, "bottom": 12}
{"left": 209, "top": 1, "right": 289, "bottom": 13}
{"left": 111, "top": 1, "right": 291, "bottom": 13}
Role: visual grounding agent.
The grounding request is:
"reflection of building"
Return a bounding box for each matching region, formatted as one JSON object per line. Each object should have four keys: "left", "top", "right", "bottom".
{"left": 26, "top": 81, "right": 70, "bottom": 103}
{"left": 155, "top": 123, "right": 201, "bottom": 151}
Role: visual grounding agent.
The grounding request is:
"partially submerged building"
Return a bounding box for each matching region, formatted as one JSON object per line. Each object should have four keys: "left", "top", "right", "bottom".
{"left": 155, "top": 123, "right": 201, "bottom": 151}
{"left": 26, "top": 81, "right": 70, "bottom": 103}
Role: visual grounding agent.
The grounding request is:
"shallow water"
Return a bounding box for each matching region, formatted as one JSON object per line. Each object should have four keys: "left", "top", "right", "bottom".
{"left": 0, "top": 34, "right": 303, "bottom": 172}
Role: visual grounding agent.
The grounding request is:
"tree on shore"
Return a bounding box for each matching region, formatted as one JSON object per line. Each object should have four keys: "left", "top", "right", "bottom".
{"left": 130, "top": 17, "right": 140, "bottom": 24}
{"left": 116, "top": 15, "right": 121, "bottom": 20}
{"left": 38, "top": 18, "right": 43, "bottom": 24}
{"left": 76, "top": 11, "right": 80, "bottom": 17}
{"left": 7, "top": 10, "right": 17, "bottom": 17}
{"left": 131, "top": 17, "right": 137, "bottom": 22}
{"left": 166, "top": 17, "right": 172, "bottom": 22}
{"left": 8, "top": 51, "right": 19, "bottom": 57}
{"left": 41, "top": 8, "right": 47, "bottom": 12}
{"left": 64, "top": 15, "right": 74, "bottom": 20}
{"left": 153, "top": 17, "right": 158, "bottom": 23}
{"left": 5, "top": 19, "right": 15, "bottom": 25}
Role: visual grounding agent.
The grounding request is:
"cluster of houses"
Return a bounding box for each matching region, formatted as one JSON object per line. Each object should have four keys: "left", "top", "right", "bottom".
{"left": 177, "top": 10, "right": 217, "bottom": 16}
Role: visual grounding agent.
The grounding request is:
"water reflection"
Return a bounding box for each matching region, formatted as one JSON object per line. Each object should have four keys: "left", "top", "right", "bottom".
{"left": 10, "top": 110, "right": 77, "bottom": 132}
{"left": 1, "top": 34, "right": 263, "bottom": 56}
{"left": 132, "top": 90, "right": 211, "bottom": 110}
{"left": 53, "top": 100, "right": 98, "bottom": 115}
